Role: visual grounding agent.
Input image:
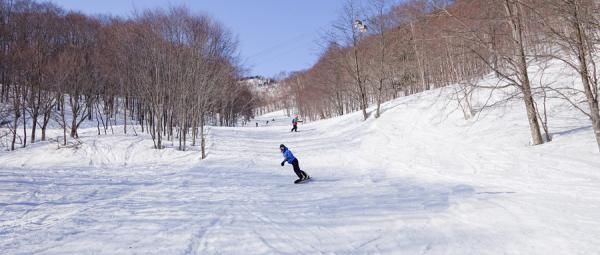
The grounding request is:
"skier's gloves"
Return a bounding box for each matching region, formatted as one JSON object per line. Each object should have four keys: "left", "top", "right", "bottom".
{"left": 281, "top": 161, "right": 285, "bottom": 167}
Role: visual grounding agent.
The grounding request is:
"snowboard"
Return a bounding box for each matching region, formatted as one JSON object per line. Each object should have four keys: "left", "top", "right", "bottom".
{"left": 294, "top": 176, "right": 311, "bottom": 184}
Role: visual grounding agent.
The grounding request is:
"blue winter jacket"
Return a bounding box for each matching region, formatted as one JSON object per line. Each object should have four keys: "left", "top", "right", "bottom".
{"left": 282, "top": 148, "right": 297, "bottom": 164}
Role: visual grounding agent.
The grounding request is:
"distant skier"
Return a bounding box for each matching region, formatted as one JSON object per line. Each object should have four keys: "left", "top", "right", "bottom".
{"left": 290, "top": 115, "right": 302, "bottom": 132}
{"left": 279, "top": 144, "right": 310, "bottom": 183}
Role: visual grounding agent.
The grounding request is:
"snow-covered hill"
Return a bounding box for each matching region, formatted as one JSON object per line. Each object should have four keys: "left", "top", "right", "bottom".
{"left": 1, "top": 67, "right": 599, "bottom": 254}
{"left": 239, "top": 76, "right": 278, "bottom": 94}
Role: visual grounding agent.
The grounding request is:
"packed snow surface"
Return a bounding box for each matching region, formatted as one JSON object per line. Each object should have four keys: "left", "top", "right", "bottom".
{"left": 1, "top": 84, "right": 600, "bottom": 254}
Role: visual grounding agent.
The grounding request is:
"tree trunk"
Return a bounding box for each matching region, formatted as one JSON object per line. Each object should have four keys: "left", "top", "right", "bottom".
{"left": 11, "top": 109, "right": 19, "bottom": 151}
{"left": 200, "top": 112, "right": 206, "bottom": 159}
{"left": 22, "top": 101, "right": 27, "bottom": 148}
{"left": 70, "top": 95, "right": 80, "bottom": 138}
{"left": 60, "top": 96, "right": 66, "bottom": 146}
{"left": 70, "top": 111, "right": 78, "bottom": 138}
{"left": 157, "top": 108, "right": 162, "bottom": 149}
{"left": 518, "top": 49, "right": 544, "bottom": 146}
{"left": 567, "top": 1, "right": 600, "bottom": 151}
{"left": 41, "top": 110, "right": 50, "bottom": 141}
{"left": 410, "top": 21, "right": 426, "bottom": 92}
{"left": 182, "top": 124, "right": 187, "bottom": 151}
{"left": 192, "top": 120, "right": 197, "bottom": 146}
{"left": 30, "top": 88, "right": 41, "bottom": 143}
{"left": 375, "top": 79, "right": 383, "bottom": 118}
{"left": 30, "top": 110, "right": 38, "bottom": 143}
{"left": 124, "top": 96, "right": 128, "bottom": 134}
{"left": 353, "top": 45, "right": 368, "bottom": 121}
{"left": 505, "top": 0, "right": 544, "bottom": 145}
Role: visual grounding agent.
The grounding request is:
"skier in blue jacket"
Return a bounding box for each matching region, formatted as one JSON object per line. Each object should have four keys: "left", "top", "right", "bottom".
{"left": 280, "top": 144, "right": 310, "bottom": 183}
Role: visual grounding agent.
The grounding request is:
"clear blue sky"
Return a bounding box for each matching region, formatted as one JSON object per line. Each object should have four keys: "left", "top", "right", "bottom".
{"left": 48, "top": 0, "right": 347, "bottom": 78}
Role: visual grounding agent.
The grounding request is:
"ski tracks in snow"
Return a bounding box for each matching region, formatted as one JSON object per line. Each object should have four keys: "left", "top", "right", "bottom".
{"left": 0, "top": 122, "right": 490, "bottom": 254}
{"left": 3, "top": 107, "right": 598, "bottom": 253}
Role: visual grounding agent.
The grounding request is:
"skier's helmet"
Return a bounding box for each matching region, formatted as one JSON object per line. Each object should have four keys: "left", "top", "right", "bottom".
{"left": 279, "top": 144, "right": 286, "bottom": 151}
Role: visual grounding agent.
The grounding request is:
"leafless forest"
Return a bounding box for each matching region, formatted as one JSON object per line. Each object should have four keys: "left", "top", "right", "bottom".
{"left": 267, "top": 0, "right": 599, "bottom": 150}
{"left": 2, "top": 0, "right": 600, "bottom": 153}
{"left": 0, "top": 0, "right": 256, "bottom": 157}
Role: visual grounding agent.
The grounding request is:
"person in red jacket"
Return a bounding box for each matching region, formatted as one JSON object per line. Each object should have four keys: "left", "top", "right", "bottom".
{"left": 290, "top": 115, "right": 302, "bottom": 132}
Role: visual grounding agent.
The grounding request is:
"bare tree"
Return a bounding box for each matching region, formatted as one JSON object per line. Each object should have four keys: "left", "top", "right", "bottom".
{"left": 332, "top": 0, "right": 370, "bottom": 120}
{"left": 1, "top": 2, "right": 247, "bottom": 154}
{"left": 366, "top": 0, "right": 394, "bottom": 118}
{"left": 539, "top": 0, "right": 600, "bottom": 151}
{"left": 437, "top": 0, "right": 545, "bottom": 145}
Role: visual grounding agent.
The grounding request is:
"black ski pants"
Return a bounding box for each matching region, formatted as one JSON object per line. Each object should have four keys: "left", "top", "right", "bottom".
{"left": 291, "top": 159, "right": 308, "bottom": 179}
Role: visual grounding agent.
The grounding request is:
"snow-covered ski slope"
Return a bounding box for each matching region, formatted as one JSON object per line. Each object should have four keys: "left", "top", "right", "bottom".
{"left": 2, "top": 73, "right": 600, "bottom": 254}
